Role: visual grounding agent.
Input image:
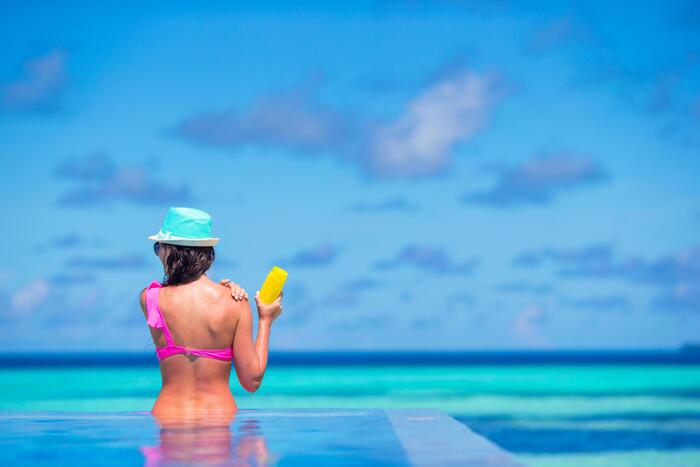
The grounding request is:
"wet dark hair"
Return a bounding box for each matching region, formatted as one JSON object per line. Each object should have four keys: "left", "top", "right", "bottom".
{"left": 160, "top": 243, "right": 215, "bottom": 286}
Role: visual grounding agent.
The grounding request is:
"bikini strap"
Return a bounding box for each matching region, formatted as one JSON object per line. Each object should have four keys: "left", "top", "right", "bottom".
{"left": 145, "top": 280, "right": 174, "bottom": 345}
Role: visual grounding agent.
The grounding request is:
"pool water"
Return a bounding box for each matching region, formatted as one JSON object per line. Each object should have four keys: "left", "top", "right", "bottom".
{"left": 0, "top": 409, "right": 520, "bottom": 466}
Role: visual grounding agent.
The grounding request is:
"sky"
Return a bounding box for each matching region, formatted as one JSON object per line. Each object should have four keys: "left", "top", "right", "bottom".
{"left": 1, "top": 1, "right": 699, "bottom": 351}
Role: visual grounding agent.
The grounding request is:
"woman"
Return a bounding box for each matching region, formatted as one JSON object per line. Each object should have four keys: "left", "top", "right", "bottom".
{"left": 139, "top": 206, "right": 283, "bottom": 418}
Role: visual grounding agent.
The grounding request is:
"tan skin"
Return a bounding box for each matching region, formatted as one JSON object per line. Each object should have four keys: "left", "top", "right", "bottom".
{"left": 139, "top": 242, "right": 283, "bottom": 418}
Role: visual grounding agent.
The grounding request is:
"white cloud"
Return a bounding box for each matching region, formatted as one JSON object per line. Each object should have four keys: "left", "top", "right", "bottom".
{"left": 1, "top": 49, "right": 67, "bottom": 112}
{"left": 369, "top": 71, "right": 497, "bottom": 177}
{"left": 174, "top": 67, "right": 501, "bottom": 179}
{"left": 512, "top": 305, "right": 548, "bottom": 345}
{"left": 465, "top": 153, "right": 607, "bottom": 207}
{"left": 54, "top": 152, "right": 189, "bottom": 207}
{"left": 11, "top": 278, "right": 51, "bottom": 314}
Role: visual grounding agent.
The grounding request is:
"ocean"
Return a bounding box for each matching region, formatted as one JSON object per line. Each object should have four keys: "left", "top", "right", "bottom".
{"left": 1, "top": 352, "right": 699, "bottom": 466}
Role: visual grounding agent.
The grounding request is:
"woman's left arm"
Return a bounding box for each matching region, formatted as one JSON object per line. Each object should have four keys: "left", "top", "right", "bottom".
{"left": 220, "top": 279, "right": 248, "bottom": 301}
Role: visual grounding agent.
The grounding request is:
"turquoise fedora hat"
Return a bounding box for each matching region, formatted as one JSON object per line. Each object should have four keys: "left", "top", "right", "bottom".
{"left": 148, "top": 207, "right": 220, "bottom": 246}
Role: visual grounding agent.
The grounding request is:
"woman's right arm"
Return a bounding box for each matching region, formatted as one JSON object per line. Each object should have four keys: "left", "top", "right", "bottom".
{"left": 232, "top": 291, "right": 283, "bottom": 393}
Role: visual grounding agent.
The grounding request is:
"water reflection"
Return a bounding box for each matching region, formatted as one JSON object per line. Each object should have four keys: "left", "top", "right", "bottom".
{"left": 140, "top": 411, "right": 274, "bottom": 466}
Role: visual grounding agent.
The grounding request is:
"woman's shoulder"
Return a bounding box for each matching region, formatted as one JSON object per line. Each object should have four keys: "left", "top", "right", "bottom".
{"left": 194, "top": 278, "right": 241, "bottom": 306}
{"left": 138, "top": 285, "right": 150, "bottom": 317}
{"left": 213, "top": 282, "right": 245, "bottom": 309}
{"left": 203, "top": 282, "right": 243, "bottom": 328}
{"left": 139, "top": 280, "right": 161, "bottom": 298}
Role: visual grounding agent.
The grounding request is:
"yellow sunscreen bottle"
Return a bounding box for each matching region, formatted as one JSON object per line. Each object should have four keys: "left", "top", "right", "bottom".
{"left": 259, "top": 266, "right": 288, "bottom": 304}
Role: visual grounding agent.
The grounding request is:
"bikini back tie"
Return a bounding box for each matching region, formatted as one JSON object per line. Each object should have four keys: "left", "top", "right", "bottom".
{"left": 145, "top": 280, "right": 233, "bottom": 361}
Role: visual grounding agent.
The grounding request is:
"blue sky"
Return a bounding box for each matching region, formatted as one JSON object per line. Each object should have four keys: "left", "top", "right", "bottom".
{"left": 1, "top": 1, "right": 699, "bottom": 351}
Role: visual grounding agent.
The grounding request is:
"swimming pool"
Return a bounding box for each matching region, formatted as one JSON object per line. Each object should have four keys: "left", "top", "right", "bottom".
{"left": 0, "top": 409, "right": 521, "bottom": 466}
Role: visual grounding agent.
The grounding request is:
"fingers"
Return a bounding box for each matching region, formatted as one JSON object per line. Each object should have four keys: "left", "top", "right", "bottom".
{"left": 232, "top": 284, "right": 243, "bottom": 300}
{"left": 221, "top": 279, "right": 246, "bottom": 301}
{"left": 274, "top": 294, "right": 284, "bottom": 318}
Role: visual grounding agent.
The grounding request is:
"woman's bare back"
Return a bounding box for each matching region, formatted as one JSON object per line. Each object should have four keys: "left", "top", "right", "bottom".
{"left": 140, "top": 275, "right": 240, "bottom": 416}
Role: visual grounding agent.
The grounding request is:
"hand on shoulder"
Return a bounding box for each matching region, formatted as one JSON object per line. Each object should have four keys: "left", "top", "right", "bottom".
{"left": 220, "top": 278, "right": 249, "bottom": 302}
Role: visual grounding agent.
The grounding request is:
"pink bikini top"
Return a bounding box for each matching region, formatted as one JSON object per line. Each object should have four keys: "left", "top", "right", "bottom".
{"left": 145, "top": 280, "right": 233, "bottom": 361}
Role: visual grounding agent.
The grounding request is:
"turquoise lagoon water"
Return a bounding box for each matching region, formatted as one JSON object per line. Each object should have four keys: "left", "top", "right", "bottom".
{"left": 1, "top": 363, "right": 700, "bottom": 466}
